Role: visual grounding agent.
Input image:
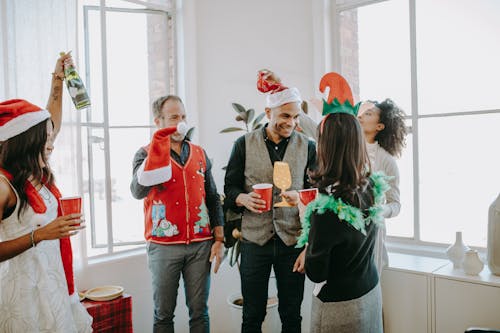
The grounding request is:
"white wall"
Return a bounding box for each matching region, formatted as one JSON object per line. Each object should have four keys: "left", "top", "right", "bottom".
{"left": 76, "top": 253, "right": 154, "bottom": 332}
{"left": 180, "top": 0, "right": 327, "bottom": 186}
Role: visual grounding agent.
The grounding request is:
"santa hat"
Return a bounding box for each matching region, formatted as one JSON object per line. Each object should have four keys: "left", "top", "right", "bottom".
{"left": 0, "top": 99, "right": 51, "bottom": 141}
{"left": 257, "top": 69, "right": 302, "bottom": 108}
{"left": 137, "top": 122, "right": 188, "bottom": 186}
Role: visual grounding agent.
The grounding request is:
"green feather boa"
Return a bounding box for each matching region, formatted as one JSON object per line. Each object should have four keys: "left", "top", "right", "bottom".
{"left": 296, "top": 172, "right": 391, "bottom": 248}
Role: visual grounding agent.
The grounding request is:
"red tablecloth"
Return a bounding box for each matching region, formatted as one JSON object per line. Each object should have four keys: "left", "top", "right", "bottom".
{"left": 82, "top": 293, "right": 133, "bottom": 333}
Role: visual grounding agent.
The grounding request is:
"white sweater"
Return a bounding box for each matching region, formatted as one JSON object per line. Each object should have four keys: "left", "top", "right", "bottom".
{"left": 367, "top": 141, "right": 401, "bottom": 274}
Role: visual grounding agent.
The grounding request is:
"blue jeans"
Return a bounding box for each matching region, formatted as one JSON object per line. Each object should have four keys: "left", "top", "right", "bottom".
{"left": 147, "top": 241, "right": 212, "bottom": 333}
{"left": 240, "top": 237, "right": 305, "bottom": 333}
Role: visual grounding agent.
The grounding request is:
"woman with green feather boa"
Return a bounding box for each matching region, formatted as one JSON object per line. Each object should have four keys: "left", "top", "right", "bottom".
{"left": 298, "top": 73, "right": 389, "bottom": 333}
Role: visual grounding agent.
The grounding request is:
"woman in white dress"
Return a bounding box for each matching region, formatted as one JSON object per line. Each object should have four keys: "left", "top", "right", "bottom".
{"left": 357, "top": 99, "right": 407, "bottom": 274}
{"left": 0, "top": 54, "right": 92, "bottom": 332}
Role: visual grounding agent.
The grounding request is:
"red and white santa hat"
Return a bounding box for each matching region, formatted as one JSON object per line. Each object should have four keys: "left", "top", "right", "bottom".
{"left": 0, "top": 99, "right": 51, "bottom": 141}
{"left": 137, "top": 122, "right": 188, "bottom": 186}
{"left": 257, "top": 69, "right": 302, "bottom": 109}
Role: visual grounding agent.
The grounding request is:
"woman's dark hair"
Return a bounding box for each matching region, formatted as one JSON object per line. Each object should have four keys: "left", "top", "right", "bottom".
{"left": 0, "top": 119, "right": 54, "bottom": 216}
{"left": 311, "top": 113, "right": 372, "bottom": 206}
{"left": 374, "top": 98, "right": 407, "bottom": 157}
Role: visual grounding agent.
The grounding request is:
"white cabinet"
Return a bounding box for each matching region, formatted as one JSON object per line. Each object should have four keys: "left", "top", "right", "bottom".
{"left": 382, "top": 253, "right": 500, "bottom": 333}
{"left": 382, "top": 270, "right": 430, "bottom": 333}
{"left": 434, "top": 265, "right": 500, "bottom": 333}
{"left": 382, "top": 253, "right": 449, "bottom": 333}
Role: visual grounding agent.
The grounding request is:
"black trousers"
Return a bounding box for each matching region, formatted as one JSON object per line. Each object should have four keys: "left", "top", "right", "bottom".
{"left": 240, "top": 236, "right": 305, "bottom": 333}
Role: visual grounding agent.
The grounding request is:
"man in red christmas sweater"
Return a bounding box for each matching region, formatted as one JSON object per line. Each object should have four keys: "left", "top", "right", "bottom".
{"left": 130, "top": 95, "right": 224, "bottom": 333}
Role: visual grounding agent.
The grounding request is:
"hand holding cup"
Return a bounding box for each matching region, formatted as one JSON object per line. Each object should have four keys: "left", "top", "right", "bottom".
{"left": 59, "top": 196, "right": 82, "bottom": 225}
{"left": 252, "top": 183, "right": 273, "bottom": 212}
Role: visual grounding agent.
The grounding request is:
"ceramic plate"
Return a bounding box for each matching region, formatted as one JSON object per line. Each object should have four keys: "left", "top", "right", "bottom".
{"left": 83, "top": 285, "right": 124, "bottom": 301}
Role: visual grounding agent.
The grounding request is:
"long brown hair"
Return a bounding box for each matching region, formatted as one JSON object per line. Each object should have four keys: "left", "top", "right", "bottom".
{"left": 311, "top": 113, "right": 371, "bottom": 206}
{"left": 0, "top": 119, "right": 55, "bottom": 216}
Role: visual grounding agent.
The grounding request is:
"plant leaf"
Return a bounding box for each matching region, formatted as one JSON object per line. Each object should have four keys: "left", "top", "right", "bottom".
{"left": 232, "top": 103, "right": 248, "bottom": 122}
{"left": 253, "top": 123, "right": 264, "bottom": 131}
{"left": 219, "top": 127, "right": 245, "bottom": 133}
{"left": 232, "top": 103, "right": 246, "bottom": 114}
{"left": 246, "top": 109, "right": 255, "bottom": 124}
{"left": 185, "top": 127, "right": 196, "bottom": 140}
{"left": 253, "top": 112, "right": 266, "bottom": 125}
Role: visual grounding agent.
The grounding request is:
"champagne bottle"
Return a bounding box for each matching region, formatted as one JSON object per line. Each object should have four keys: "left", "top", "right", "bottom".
{"left": 60, "top": 51, "right": 91, "bottom": 110}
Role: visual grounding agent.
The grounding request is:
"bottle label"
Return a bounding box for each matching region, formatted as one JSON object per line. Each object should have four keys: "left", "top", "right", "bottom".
{"left": 64, "top": 63, "right": 91, "bottom": 110}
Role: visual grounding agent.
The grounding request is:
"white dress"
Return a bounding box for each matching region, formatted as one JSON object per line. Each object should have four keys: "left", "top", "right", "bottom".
{"left": 0, "top": 178, "right": 92, "bottom": 333}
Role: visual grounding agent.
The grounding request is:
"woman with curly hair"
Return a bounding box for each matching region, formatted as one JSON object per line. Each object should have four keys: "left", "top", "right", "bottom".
{"left": 357, "top": 98, "right": 407, "bottom": 274}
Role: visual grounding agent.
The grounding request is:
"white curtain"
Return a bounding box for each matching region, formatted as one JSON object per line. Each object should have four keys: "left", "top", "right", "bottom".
{"left": 0, "top": 0, "right": 85, "bottom": 270}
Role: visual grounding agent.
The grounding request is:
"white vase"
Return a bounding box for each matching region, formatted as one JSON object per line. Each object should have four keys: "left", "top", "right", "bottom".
{"left": 462, "top": 249, "right": 484, "bottom": 275}
{"left": 446, "top": 231, "right": 469, "bottom": 269}
{"left": 487, "top": 193, "right": 500, "bottom": 275}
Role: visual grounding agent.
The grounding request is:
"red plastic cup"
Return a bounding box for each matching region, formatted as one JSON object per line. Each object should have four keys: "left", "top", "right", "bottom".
{"left": 298, "top": 188, "right": 318, "bottom": 206}
{"left": 59, "top": 196, "right": 82, "bottom": 225}
{"left": 252, "top": 183, "right": 273, "bottom": 212}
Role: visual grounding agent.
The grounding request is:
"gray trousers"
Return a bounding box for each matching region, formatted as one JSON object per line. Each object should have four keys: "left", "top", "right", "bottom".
{"left": 310, "top": 283, "right": 382, "bottom": 333}
{"left": 147, "top": 241, "right": 212, "bottom": 333}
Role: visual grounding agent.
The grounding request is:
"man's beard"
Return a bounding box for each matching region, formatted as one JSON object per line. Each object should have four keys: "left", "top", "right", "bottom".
{"left": 171, "top": 133, "right": 186, "bottom": 142}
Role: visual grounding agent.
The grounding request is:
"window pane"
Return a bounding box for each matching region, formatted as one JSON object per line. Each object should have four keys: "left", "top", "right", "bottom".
{"left": 339, "top": 0, "right": 412, "bottom": 114}
{"left": 109, "top": 128, "right": 152, "bottom": 245}
{"left": 419, "top": 114, "right": 500, "bottom": 247}
{"left": 416, "top": 0, "right": 500, "bottom": 114}
{"left": 82, "top": 0, "right": 147, "bottom": 9}
{"left": 105, "top": 10, "right": 170, "bottom": 126}
{"left": 85, "top": 8, "right": 171, "bottom": 126}
{"left": 386, "top": 124, "right": 414, "bottom": 238}
{"left": 82, "top": 127, "right": 109, "bottom": 257}
{"left": 81, "top": 4, "right": 175, "bottom": 256}
{"left": 85, "top": 9, "right": 104, "bottom": 124}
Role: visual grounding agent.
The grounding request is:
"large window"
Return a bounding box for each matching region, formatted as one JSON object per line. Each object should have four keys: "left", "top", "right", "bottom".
{"left": 79, "top": 0, "right": 175, "bottom": 257}
{"left": 338, "top": 0, "right": 500, "bottom": 248}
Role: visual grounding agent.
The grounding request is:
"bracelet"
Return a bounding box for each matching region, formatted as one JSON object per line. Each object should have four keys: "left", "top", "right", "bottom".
{"left": 214, "top": 236, "right": 225, "bottom": 243}
{"left": 51, "top": 72, "right": 65, "bottom": 81}
{"left": 30, "top": 228, "right": 37, "bottom": 248}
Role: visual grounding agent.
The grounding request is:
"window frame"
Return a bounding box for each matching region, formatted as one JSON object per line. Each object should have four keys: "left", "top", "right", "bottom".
{"left": 335, "top": 0, "right": 500, "bottom": 255}
{"left": 81, "top": 2, "right": 175, "bottom": 256}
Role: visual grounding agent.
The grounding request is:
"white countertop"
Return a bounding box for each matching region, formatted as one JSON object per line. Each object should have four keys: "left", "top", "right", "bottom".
{"left": 386, "top": 252, "right": 500, "bottom": 288}
{"left": 387, "top": 252, "right": 449, "bottom": 274}
{"left": 433, "top": 263, "right": 500, "bottom": 287}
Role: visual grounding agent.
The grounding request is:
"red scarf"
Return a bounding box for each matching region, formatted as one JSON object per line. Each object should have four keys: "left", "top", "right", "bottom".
{"left": 0, "top": 168, "right": 74, "bottom": 295}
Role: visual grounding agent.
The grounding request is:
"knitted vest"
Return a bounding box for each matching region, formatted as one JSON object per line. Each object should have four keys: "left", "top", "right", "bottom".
{"left": 242, "top": 130, "right": 309, "bottom": 246}
{"left": 143, "top": 142, "right": 213, "bottom": 245}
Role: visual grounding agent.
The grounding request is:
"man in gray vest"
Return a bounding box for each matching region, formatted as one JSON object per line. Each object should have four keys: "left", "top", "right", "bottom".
{"left": 224, "top": 71, "right": 316, "bottom": 333}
